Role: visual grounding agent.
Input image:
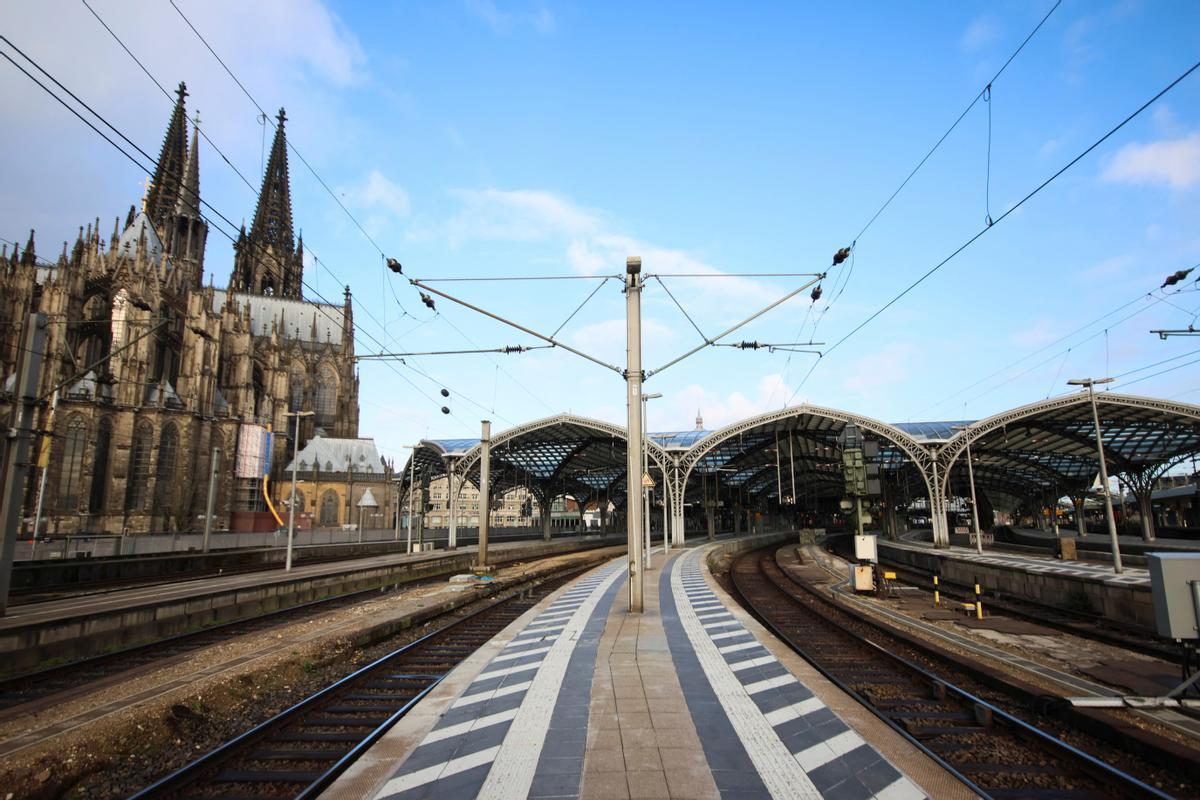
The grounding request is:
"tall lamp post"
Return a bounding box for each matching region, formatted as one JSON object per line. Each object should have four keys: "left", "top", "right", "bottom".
{"left": 1067, "top": 377, "right": 1123, "bottom": 574}
{"left": 284, "top": 410, "right": 314, "bottom": 571}
{"left": 952, "top": 424, "right": 983, "bottom": 554}
{"left": 641, "top": 392, "right": 662, "bottom": 567}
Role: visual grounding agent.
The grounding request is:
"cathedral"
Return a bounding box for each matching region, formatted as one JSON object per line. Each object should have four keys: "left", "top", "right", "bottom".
{"left": 0, "top": 83, "right": 362, "bottom": 534}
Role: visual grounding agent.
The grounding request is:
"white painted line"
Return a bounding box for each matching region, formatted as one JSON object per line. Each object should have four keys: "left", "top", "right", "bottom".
{"left": 503, "top": 636, "right": 559, "bottom": 651}
{"left": 671, "top": 549, "right": 823, "bottom": 799}
{"left": 451, "top": 679, "right": 532, "bottom": 708}
{"left": 475, "top": 563, "right": 626, "bottom": 799}
{"left": 718, "top": 641, "right": 762, "bottom": 655}
{"left": 477, "top": 662, "right": 541, "bottom": 681}
{"left": 794, "top": 730, "right": 864, "bottom": 771}
{"left": 763, "top": 697, "right": 824, "bottom": 726}
{"left": 424, "top": 708, "right": 519, "bottom": 744}
{"left": 743, "top": 674, "right": 796, "bottom": 695}
{"left": 377, "top": 744, "right": 502, "bottom": 797}
{"left": 709, "top": 630, "right": 747, "bottom": 641}
{"left": 509, "top": 626, "right": 564, "bottom": 642}
{"left": 490, "top": 644, "right": 552, "bottom": 664}
{"left": 729, "top": 655, "right": 775, "bottom": 672}
{"left": 696, "top": 610, "right": 733, "bottom": 620}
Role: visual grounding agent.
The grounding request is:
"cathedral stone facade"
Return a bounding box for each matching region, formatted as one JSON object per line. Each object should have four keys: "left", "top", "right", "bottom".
{"left": 0, "top": 83, "right": 360, "bottom": 535}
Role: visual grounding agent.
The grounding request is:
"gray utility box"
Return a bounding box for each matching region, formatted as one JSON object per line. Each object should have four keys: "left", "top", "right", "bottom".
{"left": 1147, "top": 553, "right": 1200, "bottom": 640}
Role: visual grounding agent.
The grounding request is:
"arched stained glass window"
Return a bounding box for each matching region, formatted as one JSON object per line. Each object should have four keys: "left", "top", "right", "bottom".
{"left": 315, "top": 363, "right": 337, "bottom": 423}
{"left": 288, "top": 364, "right": 305, "bottom": 412}
{"left": 57, "top": 415, "right": 88, "bottom": 511}
{"left": 152, "top": 423, "right": 179, "bottom": 515}
{"left": 89, "top": 417, "right": 112, "bottom": 513}
{"left": 125, "top": 420, "right": 154, "bottom": 512}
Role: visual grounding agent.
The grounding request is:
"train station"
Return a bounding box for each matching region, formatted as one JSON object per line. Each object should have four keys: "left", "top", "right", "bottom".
{"left": 4, "top": 2, "right": 1200, "bottom": 798}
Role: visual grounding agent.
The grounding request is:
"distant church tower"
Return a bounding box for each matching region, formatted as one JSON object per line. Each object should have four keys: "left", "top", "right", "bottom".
{"left": 230, "top": 109, "right": 304, "bottom": 298}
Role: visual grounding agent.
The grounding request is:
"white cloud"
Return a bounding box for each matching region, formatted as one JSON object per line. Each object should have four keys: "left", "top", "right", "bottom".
{"left": 960, "top": 17, "right": 1001, "bottom": 51}
{"left": 466, "top": 0, "right": 556, "bottom": 34}
{"left": 1102, "top": 133, "right": 1200, "bottom": 191}
{"left": 436, "top": 187, "right": 779, "bottom": 315}
{"left": 338, "top": 169, "right": 410, "bottom": 236}
{"left": 445, "top": 188, "right": 601, "bottom": 244}
{"left": 840, "top": 342, "right": 917, "bottom": 398}
{"left": 668, "top": 374, "right": 795, "bottom": 432}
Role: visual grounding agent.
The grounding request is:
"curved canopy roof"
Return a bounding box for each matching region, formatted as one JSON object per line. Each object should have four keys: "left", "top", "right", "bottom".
{"left": 939, "top": 393, "right": 1200, "bottom": 501}
{"left": 399, "top": 394, "right": 1200, "bottom": 511}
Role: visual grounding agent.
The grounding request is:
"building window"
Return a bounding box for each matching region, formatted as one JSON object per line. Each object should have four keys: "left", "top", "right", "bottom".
{"left": 288, "top": 364, "right": 305, "bottom": 412}
{"left": 125, "top": 420, "right": 153, "bottom": 512}
{"left": 315, "top": 364, "right": 337, "bottom": 424}
{"left": 153, "top": 423, "right": 178, "bottom": 515}
{"left": 57, "top": 414, "right": 88, "bottom": 511}
{"left": 89, "top": 417, "right": 112, "bottom": 513}
{"left": 319, "top": 490, "right": 339, "bottom": 526}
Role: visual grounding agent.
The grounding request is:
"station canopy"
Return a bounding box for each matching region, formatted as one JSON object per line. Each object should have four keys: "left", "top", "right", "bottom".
{"left": 399, "top": 394, "right": 1200, "bottom": 510}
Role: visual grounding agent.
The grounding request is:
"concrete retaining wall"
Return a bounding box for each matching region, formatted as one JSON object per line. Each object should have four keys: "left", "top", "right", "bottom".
{"left": 877, "top": 541, "right": 1155, "bottom": 630}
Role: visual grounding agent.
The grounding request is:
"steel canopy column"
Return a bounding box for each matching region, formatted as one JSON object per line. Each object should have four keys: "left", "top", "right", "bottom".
{"left": 478, "top": 420, "right": 491, "bottom": 569}
{"left": 447, "top": 458, "right": 458, "bottom": 550}
{"left": 625, "top": 256, "right": 645, "bottom": 613}
{"left": 1073, "top": 495, "right": 1088, "bottom": 537}
{"left": 540, "top": 492, "right": 553, "bottom": 541}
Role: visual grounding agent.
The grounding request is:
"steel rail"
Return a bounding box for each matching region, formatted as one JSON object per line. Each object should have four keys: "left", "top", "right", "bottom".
{"left": 730, "top": 547, "right": 1173, "bottom": 800}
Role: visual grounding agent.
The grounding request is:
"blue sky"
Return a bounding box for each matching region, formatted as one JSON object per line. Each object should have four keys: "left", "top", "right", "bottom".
{"left": 3, "top": 0, "right": 1200, "bottom": 466}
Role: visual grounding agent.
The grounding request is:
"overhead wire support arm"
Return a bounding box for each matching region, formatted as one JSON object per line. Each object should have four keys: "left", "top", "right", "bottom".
{"left": 715, "top": 341, "right": 824, "bottom": 354}
{"left": 408, "top": 278, "right": 625, "bottom": 375}
{"left": 645, "top": 273, "right": 825, "bottom": 379}
{"left": 356, "top": 345, "right": 552, "bottom": 360}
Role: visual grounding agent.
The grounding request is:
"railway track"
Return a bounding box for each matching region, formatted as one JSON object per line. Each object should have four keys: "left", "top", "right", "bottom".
{"left": 0, "top": 586, "right": 390, "bottom": 717}
{"left": 730, "top": 546, "right": 1179, "bottom": 800}
{"left": 128, "top": 561, "right": 591, "bottom": 799}
{"left": 0, "top": 547, "right": 597, "bottom": 718}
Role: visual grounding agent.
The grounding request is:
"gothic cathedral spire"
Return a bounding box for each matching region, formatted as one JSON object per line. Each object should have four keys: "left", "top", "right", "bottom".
{"left": 234, "top": 108, "right": 302, "bottom": 298}
{"left": 250, "top": 109, "right": 295, "bottom": 253}
{"left": 145, "top": 82, "right": 189, "bottom": 231}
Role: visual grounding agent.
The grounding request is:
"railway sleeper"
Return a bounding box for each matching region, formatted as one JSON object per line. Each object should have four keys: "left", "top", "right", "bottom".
{"left": 213, "top": 769, "right": 323, "bottom": 783}
{"left": 324, "top": 703, "right": 398, "bottom": 713}
{"left": 273, "top": 731, "right": 362, "bottom": 742}
{"left": 902, "top": 723, "right": 987, "bottom": 738}
{"left": 248, "top": 749, "right": 342, "bottom": 761}
{"left": 303, "top": 715, "right": 387, "bottom": 726}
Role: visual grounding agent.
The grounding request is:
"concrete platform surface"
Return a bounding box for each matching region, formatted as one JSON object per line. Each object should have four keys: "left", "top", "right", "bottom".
{"left": 328, "top": 541, "right": 973, "bottom": 800}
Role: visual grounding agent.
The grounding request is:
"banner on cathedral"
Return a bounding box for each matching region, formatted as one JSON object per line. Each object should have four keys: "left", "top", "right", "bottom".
{"left": 235, "top": 424, "right": 272, "bottom": 478}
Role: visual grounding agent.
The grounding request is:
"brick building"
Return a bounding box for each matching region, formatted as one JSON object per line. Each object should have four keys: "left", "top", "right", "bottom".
{"left": 0, "top": 83, "right": 360, "bottom": 535}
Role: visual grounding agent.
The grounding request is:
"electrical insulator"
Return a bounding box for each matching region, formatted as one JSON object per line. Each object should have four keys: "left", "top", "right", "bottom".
{"left": 440, "top": 388, "right": 450, "bottom": 397}
{"left": 811, "top": 284, "right": 823, "bottom": 302}
{"left": 440, "top": 406, "right": 450, "bottom": 415}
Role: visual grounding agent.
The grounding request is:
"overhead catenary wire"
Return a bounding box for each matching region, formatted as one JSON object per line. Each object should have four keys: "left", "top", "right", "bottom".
{"left": 70, "top": 7, "right": 422, "bottom": 358}
{"left": 802, "top": 2, "right": 1061, "bottom": 356}
{"left": 0, "top": 40, "right": 477, "bottom": 434}
{"left": 788, "top": 57, "right": 1200, "bottom": 405}
{"left": 80, "top": 0, "right": 257, "bottom": 195}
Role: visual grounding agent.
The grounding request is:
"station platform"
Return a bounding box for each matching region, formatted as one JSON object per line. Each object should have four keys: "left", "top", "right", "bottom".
{"left": 878, "top": 535, "right": 1166, "bottom": 629}
{"left": 0, "top": 536, "right": 620, "bottom": 674}
{"left": 329, "top": 538, "right": 968, "bottom": 800}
